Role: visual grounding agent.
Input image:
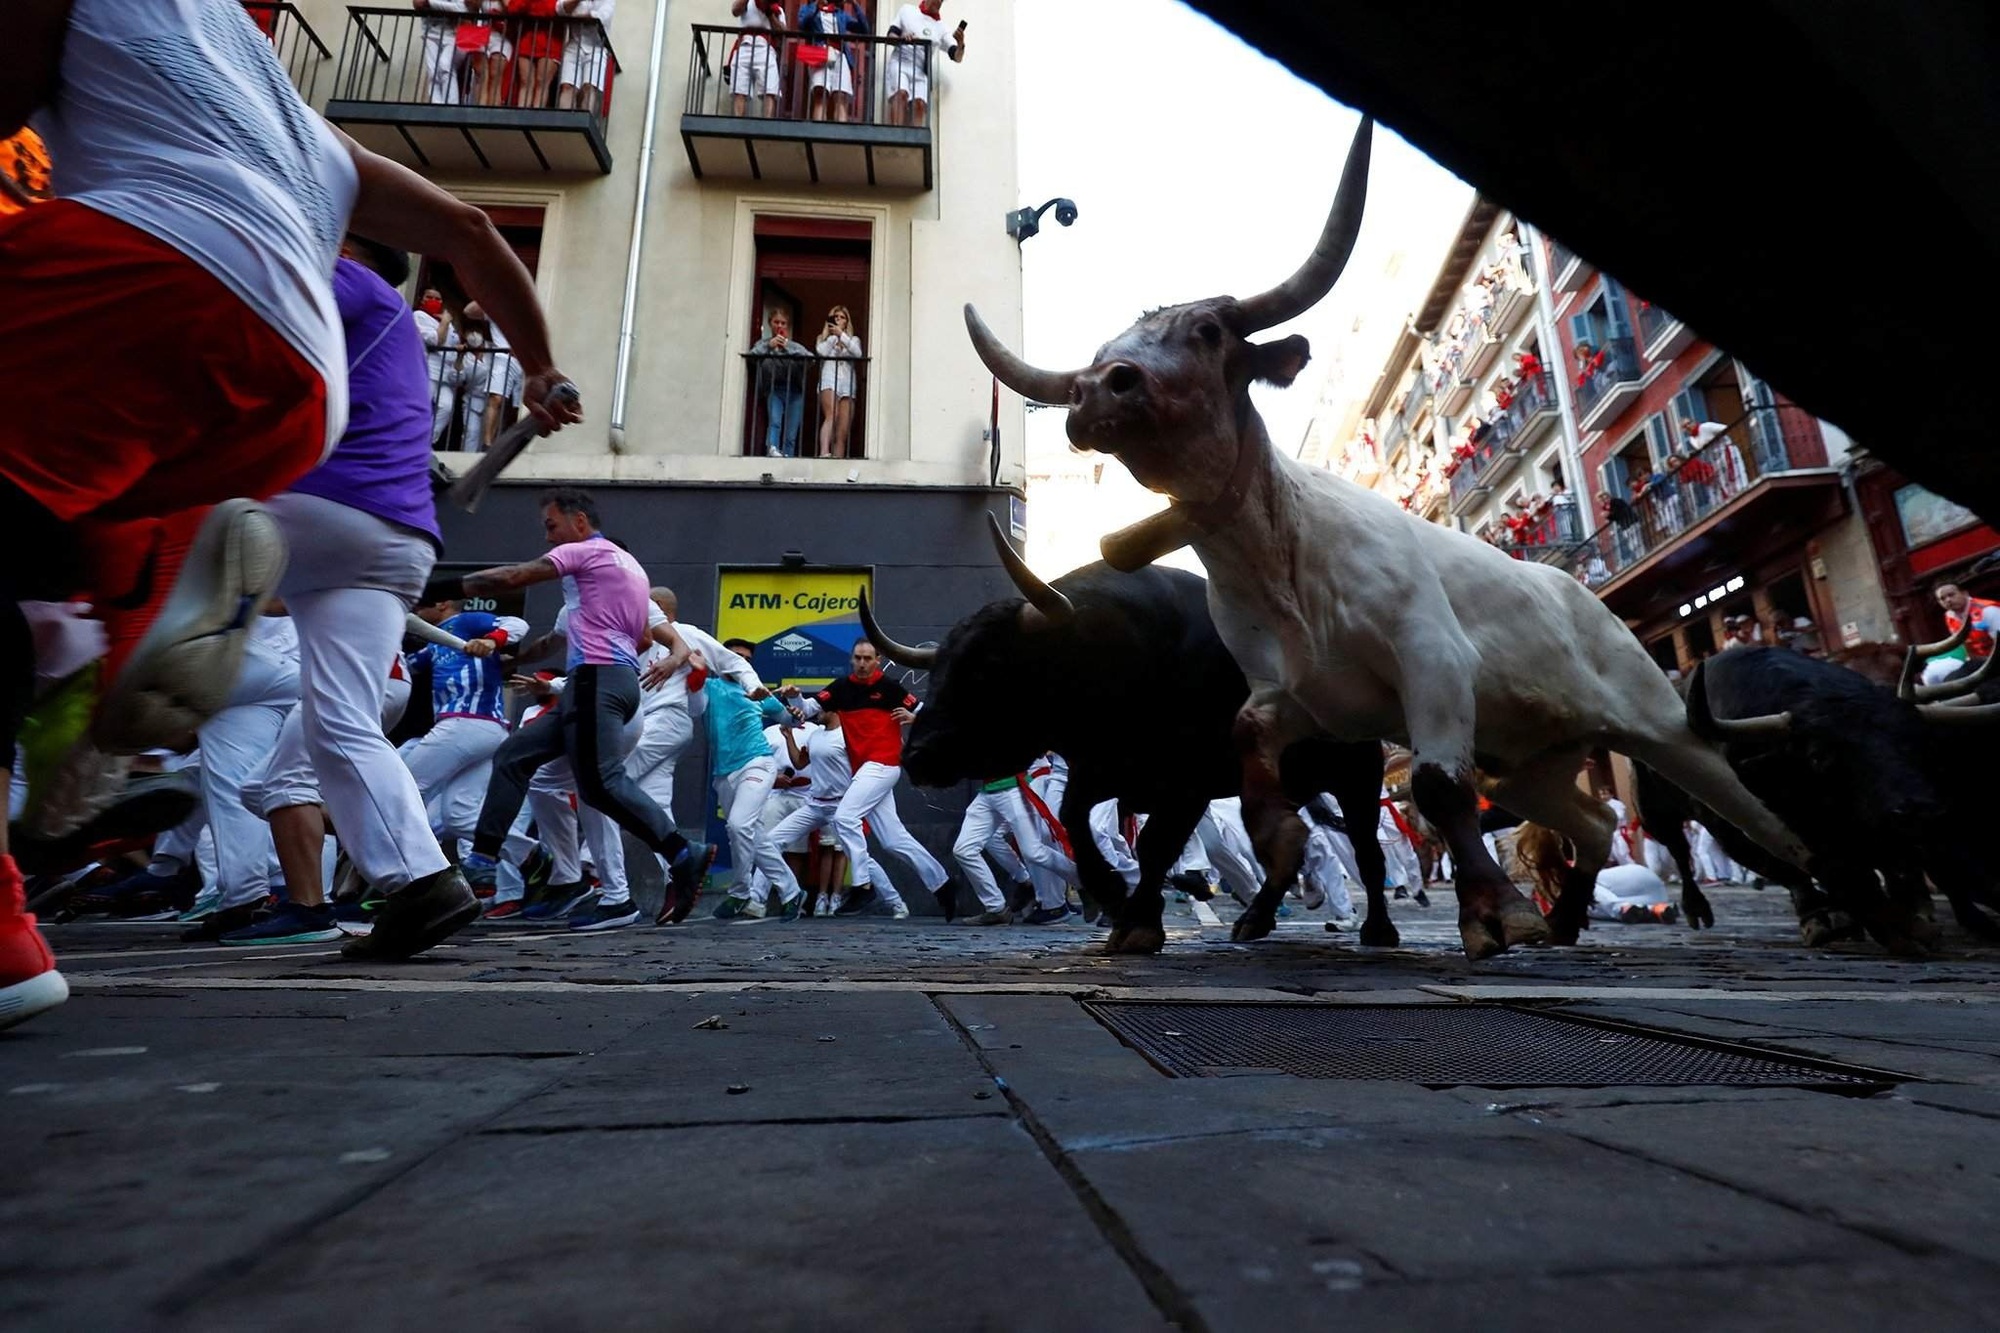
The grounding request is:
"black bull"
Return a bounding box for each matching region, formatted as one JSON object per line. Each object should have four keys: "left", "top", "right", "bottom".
{"left": 865, "top": 557, "right": 1398, "bottom": 953}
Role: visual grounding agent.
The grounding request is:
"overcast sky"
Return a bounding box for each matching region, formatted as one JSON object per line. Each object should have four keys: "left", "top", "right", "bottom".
{"left": 1011, "top": 0, "right": 1474, "bottom": 574}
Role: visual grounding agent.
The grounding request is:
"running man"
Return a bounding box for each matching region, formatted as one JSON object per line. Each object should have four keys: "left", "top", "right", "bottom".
{"left": 404, "top": 597, "right": 528, "bottom": 856}
{"left": 450, "top": 489, "right": 715, "bottom": 929}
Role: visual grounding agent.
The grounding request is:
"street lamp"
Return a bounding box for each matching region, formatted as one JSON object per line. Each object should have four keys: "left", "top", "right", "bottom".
{"left": 1006, "top": 197, "right": 1079, "bottom": 244}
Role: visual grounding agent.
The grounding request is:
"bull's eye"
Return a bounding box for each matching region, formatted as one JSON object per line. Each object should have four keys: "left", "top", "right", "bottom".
{"left": 1196, "top": 322, "right": 1223, "bottom": 347}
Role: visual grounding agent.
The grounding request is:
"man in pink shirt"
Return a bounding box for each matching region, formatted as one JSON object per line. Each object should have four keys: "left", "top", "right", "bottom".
{"left": 435, "top": 489, "right": 716, "bottom": 930}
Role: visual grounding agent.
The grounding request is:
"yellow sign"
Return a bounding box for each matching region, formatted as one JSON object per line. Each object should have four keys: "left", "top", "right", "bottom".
{"left": 713, "top": 568, "right": 873, "bottom": 689}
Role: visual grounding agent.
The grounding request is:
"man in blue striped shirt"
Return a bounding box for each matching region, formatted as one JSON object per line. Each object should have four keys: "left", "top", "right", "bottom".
{"left": 402, "top": 597, "right": 529, "bottom": 862}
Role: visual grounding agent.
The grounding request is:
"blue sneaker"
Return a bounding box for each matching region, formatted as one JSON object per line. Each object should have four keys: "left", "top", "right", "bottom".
{"left": 661, "top": 842, "right": 717, "bottom": 925}
{"left": 219, "top": 901, "right": 342, "bottom": 946}
{"left": 569, "top": 899, "right": 639, "bottom": 932}
{"left": 523, "top": 881, "right": 592, "bottom": 922}
{"left": 461, "top": 856, "right": 499, "bottom": 900}
{"left": 1023, "top": 903, "right": 1073, "bottom": 925}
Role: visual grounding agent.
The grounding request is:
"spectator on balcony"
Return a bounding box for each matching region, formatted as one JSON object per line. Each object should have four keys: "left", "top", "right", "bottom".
{"left": 452, "top": 303, "right": 522, "bottom": 453}
{"left": 815, "top": 305, "right": 864, "bottom": 459}
{"left": 1549, "top": 480, "right": 1580, "bottom": 541}
{"left": 413, "top": 287, "right": 457, "bottom": 447}
{"left": 415, "top": 0, "right": 472, "bottom": 105}
{"left": 800, "top": 0, "right": 869, "bottom": 123}
{"left": 1683, "top": 417, "right": 1746, "bottom": 496}
{"left": 455, "top": 0, "right": 515, "bottom": 107}
{"left": 510, "top": 0, "right": 565, "bottom": 110}
{"left": 750, "top": 310, "right": 813, "bottom": 458}
{"left": 1601, "top": 489, "right": 1641, "bottom": 566}
{"left": 885, "top": 1, "right": 965, "bottom": 128}
{"left": 556, "top": 0, "right": 614, "bottom": 113}
{"left": 1719, "top": 615, "right": 1758, "bottom": 652}
{"left": 1573, "top": 340, "right": 1606, "bottom": 388}
{"left": 728, "top": 0, "right": 787, "bottom": 119}
{"left": 1654, "top": 457, "right": 1688, "bottom": 535}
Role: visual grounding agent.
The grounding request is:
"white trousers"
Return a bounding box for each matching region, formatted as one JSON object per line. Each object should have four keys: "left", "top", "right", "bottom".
{"left": 198, "top": 645, "right": 297, "bottom": 909}
{"left": 830, "top": 762, "right": 945, "bottom": 906}
{"left": 265, "top": 493, "right": 443, "bottom": 893}
{"left": 768, "top": 798, "right": 890, "bottom": 892}
{"left": 529, "top": 707, "right": 642, "bottom": 905}
{"left": 405, "top": 715, "right": 508, "bottom": 842}
{"left": 1088, "top": 800, "right": 1141, "bottom": 895}
{"left": 1302, "top": 823, "right": 1358, "bottom": 919}
{"left": 421, "top": 20, "right": 463, "bottom": 104}
{"left": 1198, "top": 799, "right": 1264, "bottom": 906}
{"left": 1691, "top": 824, "right": 1738, "bottom": 883}
{"left": 627, "top": 704, "right": 695, "bottom": 879}
{"left": 956, "top": 787, "right": 1077, "bottom": 913}
{"left": 716, "top": 755, "right": 801, "bottom": 905}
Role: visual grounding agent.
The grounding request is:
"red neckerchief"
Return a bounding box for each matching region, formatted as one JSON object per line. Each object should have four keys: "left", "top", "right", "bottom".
{"left": 1379, "top": 798, "right": 1418, "bottom": 850}
{"left": 1016, "top": 776, "right": 1074, "bottom": 857}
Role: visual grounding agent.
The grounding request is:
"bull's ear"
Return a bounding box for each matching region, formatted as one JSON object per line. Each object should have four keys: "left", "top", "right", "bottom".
{"left": 1246, "top": 335, "right": 1311, "bottom": 387}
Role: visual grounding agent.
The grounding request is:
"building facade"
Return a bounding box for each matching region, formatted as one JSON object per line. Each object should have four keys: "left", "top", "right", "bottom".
{"left": 253, "top": 0, "right": 1029, "bottom": 855}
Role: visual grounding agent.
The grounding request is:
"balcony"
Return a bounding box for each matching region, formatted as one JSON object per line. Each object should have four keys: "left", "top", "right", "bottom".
{"left": 1447, "top": 428, "right": 1509, "bottom": 514}
{"left": 323, "top": 8, "right": 618, "bottom": 175}
{"left": 1574, "top": 335, "right": 1644, "bottom": 432}
{"left": 1502, "top": 370, "right": 1559, "bottom": 454}
{"left": 1548, "top": 238, "right": 1593, "bottom": 293}
{"left": 1636, "top": 300, "right": 1695, "bottom": 362}
{"left": 243, "top": 3, "right": 330, "bottom": 102}
{"left": 740, "top": 351, "right": 872, "bottom": 459}
{"left": 1495, "top": 503, "right": 1587, "bottom": 563}
{"left": 682, "top": 28, "right": 934, "bottom": 190}
{"left": 1561, "top": 405, "right": 1842, "bottom": 608}
{"left": 1487, "top": 274, "right": 1534, "bottom": 338}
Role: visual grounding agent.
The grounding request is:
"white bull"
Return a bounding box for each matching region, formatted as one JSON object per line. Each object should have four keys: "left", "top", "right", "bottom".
{"left": 964, "top": 118, "right": 1813, "bottom": 959}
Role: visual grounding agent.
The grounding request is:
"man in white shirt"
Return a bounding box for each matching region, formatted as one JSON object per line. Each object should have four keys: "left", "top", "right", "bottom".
{"left": 729, "top": 0, "right": 786, "bottom": 118}
{"left": 414, "top": 0, "right": 469, "bottom": 104}
{"left": 767, "top": 714, "right": 892, "bottom": 917}
{"left": 885, "top": 1, "right": 965, "bottom": 126}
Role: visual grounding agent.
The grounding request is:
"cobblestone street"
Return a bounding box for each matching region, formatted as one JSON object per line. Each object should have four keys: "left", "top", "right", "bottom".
{"left": 9, "top": 885, "right": 2000, "bottom": 1330}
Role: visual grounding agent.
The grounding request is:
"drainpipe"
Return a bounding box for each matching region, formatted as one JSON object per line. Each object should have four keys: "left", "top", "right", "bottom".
{"left": 608, "top": 0, "right": 672, "bottom": 454}
{"left": 1520, "top": 220, "right": 1584, "bottom": 490}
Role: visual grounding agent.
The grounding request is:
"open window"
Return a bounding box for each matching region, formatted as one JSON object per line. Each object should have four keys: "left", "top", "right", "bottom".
{"left": 415, "top": 204, "right": 546, "bottom": 453}
{"left": 743, "top": 217, "right": 873, "bottom": 460}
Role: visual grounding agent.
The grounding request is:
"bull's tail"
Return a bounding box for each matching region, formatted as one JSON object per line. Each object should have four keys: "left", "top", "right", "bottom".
{"left": 1684, "top": 658, "right": 1719, "bottom": 742}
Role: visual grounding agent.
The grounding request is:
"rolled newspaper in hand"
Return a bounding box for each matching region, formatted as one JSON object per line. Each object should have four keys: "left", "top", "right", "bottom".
{"left": 405, "top": 614, "right": 469, "bottom": 652}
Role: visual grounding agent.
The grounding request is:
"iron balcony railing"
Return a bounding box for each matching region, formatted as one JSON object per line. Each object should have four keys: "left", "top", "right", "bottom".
{"left": 1573, "top": 335, "right": 1642, "bottom": 419}
{"left": 741, "top": 351, "right": 872, "bottom": 460}
{"left": 686, "top": 25, "right": 936, "bottom": 131}
{"left": 1564, "top": 404, "right": 1830, "bottom": 589}
{"left": 1635, "top": 300, "right": 1679, "bottom": 350}
{"left": 242, "top": 2, "right": 331, "bottom": 103}
{"left": 331, "top": 8, "right": 620, "bottom": 118}
{"left": 421, "top": 336, "right": 525, "bottom": 454}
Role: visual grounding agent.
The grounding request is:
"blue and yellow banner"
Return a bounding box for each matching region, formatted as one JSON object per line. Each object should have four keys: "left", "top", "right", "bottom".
{"left": 713, "top": 568, "right": 873, "bottom": 689}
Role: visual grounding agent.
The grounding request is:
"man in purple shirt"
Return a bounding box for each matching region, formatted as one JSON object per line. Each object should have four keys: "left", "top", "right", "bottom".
{"left": 435, "top": 489, "right": 718, "bottom": 931}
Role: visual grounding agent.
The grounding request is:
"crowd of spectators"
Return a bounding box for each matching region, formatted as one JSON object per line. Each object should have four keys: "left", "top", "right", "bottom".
{"left": 415, "top": 0, "right": 617, "bottom": 113}
{"left": 723, "top": 0, "right": 967, "bottom": 125}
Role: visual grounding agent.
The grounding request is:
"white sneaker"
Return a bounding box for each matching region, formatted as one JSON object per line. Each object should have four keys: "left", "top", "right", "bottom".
{"left": 890, "top": 903, "right": 911, "bottom": 921}
{"left": 815, "top": 893, "right": 837, "bottom": 917}
{"left": 1301, "top": 882, "right": 1327, "bottom": 911}
{"left": 739, "top": 896, "right": 768, "bottom": 920}
{"left": 176, "top": 886, "right": 223, "bottom": 923}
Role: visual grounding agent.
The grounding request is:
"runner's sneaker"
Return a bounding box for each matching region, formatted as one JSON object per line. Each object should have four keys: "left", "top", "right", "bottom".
{"left": 14, "top": 765, "right": 201, "bottom": 869}
{"left": 961, "top": 909, "right": 1010, "bottom": 926}
{"left": 482, "top": 899, "right": 524, "bottom": 922}
{"left": 14, "top": 666, "right": 127, "bottom": 841}
{"left": 461, "top": 857, "right": 498, "bottom": 901}
{"left": 776, "top": 893, "right": 804, "bottom": 922}
{"left": 569, "top": 899, "right": 640, "bottom": 933}
{"left": 890, "top": 902, "right": 911, "bottom": 921}
{"left": 220, "top": 901, "right": 342, "bottom": 946}
{"left": 340, "top": 866, "right": 480, "bottom": 961}
{"left": 182, "top": 900, "right": 266, "bottom": 943}
{"left": 833, "top": 884, "right": 877, "bottom": 917}
{"left": 663, "top": 842, "right": 716, "bottom": 924}
{"left": 712, "top": 894, "right": 759, "bottom": 920}
{"left": 176, "top": 885, "right": 223, "bottom": 924}
{"left": 818, "top": 892, "right": 842, "bottom": 918}
{"left": 1023, "top": 904, "right": 1072, "bottom": 926}
{"left": 0, "top": 855, "right": 68, "bottom": 1031}
{"left": 94, "top": 499, "right": 288, "bottom": 755}
{"left": 524, "top": 880, "right": 592, "bottom": 922}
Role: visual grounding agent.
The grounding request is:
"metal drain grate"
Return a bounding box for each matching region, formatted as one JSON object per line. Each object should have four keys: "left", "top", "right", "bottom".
{"left": 1081, "top": 1002, "right": 1900, "bottom": 1089}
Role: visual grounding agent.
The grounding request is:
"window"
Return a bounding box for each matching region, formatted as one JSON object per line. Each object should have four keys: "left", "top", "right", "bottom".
{"left": 744, "top": 216, "right": 873, "bottom": 459}
{"left": 416, "top": 203, "right": 545, "bottom": 453}
{"left": 1599, "top": 277, "right": 1635, "bottom": 338}
{"left": 1643, "top": 413, "right": 1675, "bottom": 468}
{"left": 1647, "top": 635, "right": 1679, "bottom": 674}
{"left": 1671, "top": 386, "right": 1709, "bottom": 433}
{"left": 1683, "top": 616, "right": 1716, "bottom": 659}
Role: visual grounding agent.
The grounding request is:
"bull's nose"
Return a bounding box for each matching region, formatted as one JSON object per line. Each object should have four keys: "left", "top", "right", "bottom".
{"left": 1077, "top": 361, "right": 1145, "bottom": 404}
{"left": 1099, "top": 362, "right": 1144, "bottom": 397}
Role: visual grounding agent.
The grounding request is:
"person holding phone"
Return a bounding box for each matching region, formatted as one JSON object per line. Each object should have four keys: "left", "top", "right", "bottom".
{"left": 815, "top": 305, "right": 863, "bottom": 459}
{"left": 884, "top": 1, "right": 964, "bottom": 128}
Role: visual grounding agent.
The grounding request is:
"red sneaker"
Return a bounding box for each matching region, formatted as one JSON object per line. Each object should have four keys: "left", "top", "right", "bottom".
{"left": 482, "top": 900, "right": 523, "bottom": 921}
{"left": 0, "top": 855, "right": 70, "bottom": 1031}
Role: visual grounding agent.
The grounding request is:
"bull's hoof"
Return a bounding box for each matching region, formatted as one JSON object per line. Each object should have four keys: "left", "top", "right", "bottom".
{"left": 1683, "top": 888, "right": 1715, "bottom": 931}
{"left": 1457, "top": 887, "right": 1552, "bottom": 960}
{"left": 1231, "top": 911, "right": 1276, "bottom": 943}
{"left": 1866, "top": 911, "right": 1941, "bottom": 959}
{"left": 1545, "top": 917, "right": 1582, "bottom": 947}
{"left": 1500, "top": 894, "right": 1554, "bottom": 949}
{"left": 1105, "top": 922, "right": 1166, "bottom": 955}
{"left": 1358, "top": 917, "right": 1400, "bottom": 948}
{"left": 1799, "top": 910, "right": 1862, "bottom": 948}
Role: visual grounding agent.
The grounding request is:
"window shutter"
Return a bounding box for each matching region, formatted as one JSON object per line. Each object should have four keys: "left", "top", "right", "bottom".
{"left": 1601, "top": 278, "right": 1634, "bottom": 337}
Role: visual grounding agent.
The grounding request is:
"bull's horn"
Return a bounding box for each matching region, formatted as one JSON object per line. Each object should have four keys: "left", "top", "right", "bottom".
{"left": 1708, "top": 711, "right": 1794, "bottom": 738}
{"left": 1236, "top": 116, "right": 1373, "bottom": 332}
{"left": 964, "top": 305, "right": 1081, "bottom": 406}
{"left": 1913, "top": 647, "right": 2000, "bottom": 703}
{"left": 1897, "top": 645, "right": 1923, "bottom": 702}
{"left": 1914, "top": 618, "right": 1972, "bottom": 657}
{"left": 1101, "top": 506, "right": 1203, "bottom": 572}
{"left": 986, "top": 513, "right": 1074, "bottom": 625}
{"left": 1917, "top": 701, "right": 2000, "bottom": 724}
{"left": 856, "top": 589, "right": 937, "bottom": 669}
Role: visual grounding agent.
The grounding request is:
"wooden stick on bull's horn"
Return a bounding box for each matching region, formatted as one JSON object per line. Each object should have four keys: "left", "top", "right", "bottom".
{"left": 856, "top": 589, "right": 937, "bottom": 670}
{"left": 1235, "top": 116, "right": 1373, "bottom": 332}
{"left": 986, "top": 513, "right": 1074, "bottom": 625}
{"left": 964, "top": 306, "right": 1081, "bottom": 406}
{"left": 1100, "top": 506, "right": 1203, "bottom": 573}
